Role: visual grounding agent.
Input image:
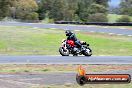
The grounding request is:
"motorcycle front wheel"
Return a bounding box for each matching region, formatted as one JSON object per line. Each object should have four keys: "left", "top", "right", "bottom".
{"left": 59, "top": 47, "right": 69, "bottom": 56}
{"left": 83, "top": 48, "right": 92, "bottom": 56}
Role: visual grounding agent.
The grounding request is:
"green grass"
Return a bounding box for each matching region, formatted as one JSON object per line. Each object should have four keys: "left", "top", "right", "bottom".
{"left": 77, "top": 32, "right": 132, "bottom": 55}
{"left": 108, "top": 14, "right": 132, "bottom": 22}
{"left": 0, "top": 26, "right": 64, "bottom": 55}
{"left": 108, "top": 14, "right": 122, "bottom": 22}
{"left": 0, "top": 25, "right": 132, "bottom": 55}
{"left": 0, "top": 64, "right": 132, "bottom": 74}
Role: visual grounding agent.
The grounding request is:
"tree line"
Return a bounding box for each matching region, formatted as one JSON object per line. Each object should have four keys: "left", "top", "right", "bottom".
{"left": 0, "top": 0, "right": 109, "bottom": 22}
{"left": 37, "top": 0, "right": 109, "bottom": 22}
{"left": 0, "top": 0, "right": 131, "bottom": 22}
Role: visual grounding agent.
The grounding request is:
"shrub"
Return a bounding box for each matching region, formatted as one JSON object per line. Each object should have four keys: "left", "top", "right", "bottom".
{"left": 23, "top": 12, "right": 39, "bottom": 20}
{"left": 88, "top": 13, "right": 108, "bottom": 22}
{"left": 116, "top": 15, "right": 131, "bottom": 22}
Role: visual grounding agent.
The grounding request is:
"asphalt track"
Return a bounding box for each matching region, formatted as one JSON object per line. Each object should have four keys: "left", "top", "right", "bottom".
{"left": 0, "top": 22, "right": 132, "bottom": 36}
{"left": 0, "top": 56, "right": 132, "bottom": 64}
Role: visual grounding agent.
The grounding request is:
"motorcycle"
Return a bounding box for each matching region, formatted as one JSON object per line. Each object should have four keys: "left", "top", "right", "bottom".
{"left": 59, "top": 39, "right": 92, "bottom": 56}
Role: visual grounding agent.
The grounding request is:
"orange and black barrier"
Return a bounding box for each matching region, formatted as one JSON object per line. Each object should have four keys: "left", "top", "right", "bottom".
{"left": 76, "top": 65, "right": 131, "bottom": 85}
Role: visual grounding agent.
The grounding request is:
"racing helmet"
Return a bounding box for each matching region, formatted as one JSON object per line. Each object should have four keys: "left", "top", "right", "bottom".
{"left": 65, "top": 30, "right": 72, "bottom": 36}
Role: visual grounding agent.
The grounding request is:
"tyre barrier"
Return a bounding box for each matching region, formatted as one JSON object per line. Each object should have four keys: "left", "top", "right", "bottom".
{"left": 55, "top": 21, "right": 132, "bottom": 26}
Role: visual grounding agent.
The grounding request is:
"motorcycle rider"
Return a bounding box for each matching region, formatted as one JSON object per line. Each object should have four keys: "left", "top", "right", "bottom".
{"left": 65, "top": 30, "right": 84, "bottom": 52}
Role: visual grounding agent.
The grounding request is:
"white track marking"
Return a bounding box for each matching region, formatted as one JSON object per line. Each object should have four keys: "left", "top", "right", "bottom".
{"left": 29, "top": 23, "right": 35, "bottom": 24}
{"left": 109, "top": 33, "right": 115, "bottom": 35}
{"left": 33, "top": 27, "right": 38, "bottom": 29}
{"left": 120, "top": 28, "right": 126, "bottom": 29}
{"left": 90, "top": 31, "right": 95, "bottom": 33}
{"left": 128, "top": 35, "right": 132, "bottom": 37}
{"left": 103, "top": 27, "right": 108, "bottom": 28}
{"left": 117, "top": 34, "right": 123, "bottom": 36}
{"left": 74, "top": 30, "right": 80, "bottom": 31}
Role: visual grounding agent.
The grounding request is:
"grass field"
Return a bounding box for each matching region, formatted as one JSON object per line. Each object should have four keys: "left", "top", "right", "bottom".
{"left": 33, "top": 83, "right": 132, "bottom": 88}
{"left": 108, "top": 14, "right": 132, "bottom": 22}
{"left": 35, "top": 83, "right": 132, "bottom": 88}
{"left": 0, "top": 64, "right": 132, "bottom": 73}
{"left": 0, "top": 25, "right": 132, "bottom": 55}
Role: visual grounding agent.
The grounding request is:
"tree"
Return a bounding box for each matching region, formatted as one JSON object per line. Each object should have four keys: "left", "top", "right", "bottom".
{"left": 49, "top": 0, "right": 64, "bottom": 21}
{"left": 109, "top": 6, "right": 120, "bottom": 14}
{"left": 10, "top": 0, "right": 38, "bottom": 20}
{"left": 94, "top": 0, "right": 110, "bottom": 7}
{"left": 63, "top": 0, "right": 78, "bottom": 21}
{"left": 89, "top": 3, "right": 108, "bottom": 14}
{"left": 22, "top": 12, "right": 39, "bottom": 20}
{"left": 37, "top": 0, "right": 53, "bottom": 20}
{"left": 119, "top": 0, "right": 132, "bottom": 16}
{"left": 38, "top": 0, "right": 78, "bottom": 21}
{"left": 0, "top": 0, "right": 10, "bottom": 20}
{"left": 88, "top": 13, "right": 108, "bottom": 22}
{"left": 76, "top": 0, "right": 108, "bottom": 22}
{"left": 76, "top": 0, "right": 94, "bottom": 22}
{"left": 37, "top": 0, "right": 109, "bottom": 22}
